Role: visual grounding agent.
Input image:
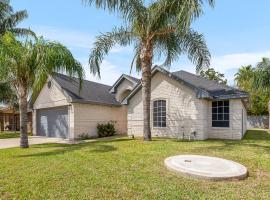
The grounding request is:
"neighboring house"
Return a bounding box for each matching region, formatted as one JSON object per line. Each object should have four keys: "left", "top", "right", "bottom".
{"left": 32, "top": 66, "right": 249, "bottom": 140}
{"left": 0, "top": 107, "right": 32, "bottom": 132}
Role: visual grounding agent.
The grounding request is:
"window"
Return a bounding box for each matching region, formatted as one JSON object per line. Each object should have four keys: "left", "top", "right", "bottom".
{"left": 153, "top": 100, "right": 166, "bottom": 128}
{"left": 212, "top": 100, "right": 229, "bottom": 127}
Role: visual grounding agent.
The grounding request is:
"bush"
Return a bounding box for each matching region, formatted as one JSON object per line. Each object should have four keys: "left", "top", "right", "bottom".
{"left": 97, "top": 122, "right": 116, "bottom": 138}
{"left": 78, "top": 133, "right": 97, "bottom": 140}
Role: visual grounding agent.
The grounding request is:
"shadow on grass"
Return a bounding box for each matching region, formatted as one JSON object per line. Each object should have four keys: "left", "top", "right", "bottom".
{"left": 190, "top": 130, "right": 270, "bottom": 153}
{"left": 17, "top": 142, "right": 117, "bottom": 158}
{"left": 243, "top": 129, "right": 270, "bottom": 141}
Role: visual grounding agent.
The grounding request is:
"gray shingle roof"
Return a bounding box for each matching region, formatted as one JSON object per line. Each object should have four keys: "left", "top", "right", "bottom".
{"left": 123, "top": 66, "right": 249, "bottom": 104}
{"left": 172, "top": 70, "right": 248, "bottom": 99}
{"left": 53, "top": 73, "right": 121, "bottom": 106}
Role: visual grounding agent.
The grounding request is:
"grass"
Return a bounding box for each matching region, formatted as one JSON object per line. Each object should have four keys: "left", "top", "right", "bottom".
{"left": 0, "top": 130, "right": 269, "bottom": 200}
{"left": 0, "top": 131, "right": 20, "bottom": 139}
{"left": 0, "top": 131, "right": 32, "bottom": 139}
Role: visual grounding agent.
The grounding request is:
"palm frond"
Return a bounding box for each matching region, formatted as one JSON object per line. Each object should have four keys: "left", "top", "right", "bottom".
{"left": 253, "top": 58, "right": 270, "bottom": 91}
{"left": 10, "top": 28, "right": 37, "bottom": 39}
{"left": 148, "top": 0, "right": 214, "bottom": 33}
{"left": 1, "top": 10, "right": 28, "bottom": 28}
{"left": 89, "top": 26, "right": 135, "bottom": 77}
{"left": 178, "top": 29, "right": 211, "bottom": 73}
{"left": 130, "top": 42, "right": 141, "bottom": 73}
{"left": 82, "top": 0, "right": 147, "bottom": 24}
{"left": 33, "top": 38, "right": 84, "bottom": 95}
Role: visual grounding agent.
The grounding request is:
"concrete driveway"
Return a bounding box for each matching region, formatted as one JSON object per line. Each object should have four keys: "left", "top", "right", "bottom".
{"left": 0, "top": 136, "right": 63, "bottom": 149}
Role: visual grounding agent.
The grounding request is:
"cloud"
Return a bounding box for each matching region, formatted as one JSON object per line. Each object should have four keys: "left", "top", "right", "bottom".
{"left": 211, "top": 51, "right": 270, "bottom": 73}
{"left": 210, "top": 51, "right": 270, "bottom": 85}
{"left": 33, "top": 26, "right": 93, "bottom": 49}
{"left": 82, "top": 60, "right": 124, "bottom": 85}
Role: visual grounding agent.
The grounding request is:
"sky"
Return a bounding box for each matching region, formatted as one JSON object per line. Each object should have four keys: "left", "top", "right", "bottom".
{"left": 11, "top": 0, "right": 270, "bottom": 86}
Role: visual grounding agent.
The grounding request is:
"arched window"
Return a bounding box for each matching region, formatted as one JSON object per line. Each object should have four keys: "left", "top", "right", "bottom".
{"left": 153, "top": 100, "right": 166, "bottom": 128}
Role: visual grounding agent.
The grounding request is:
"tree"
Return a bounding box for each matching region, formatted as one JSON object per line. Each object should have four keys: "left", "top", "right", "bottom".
{"left": 0, "top": 33, "right": 84, "bottom": 148}
{"left": 200, "top": 68, "right": 227, "bottom": 85}
{"left": 235, "top": 65, "right": 254, "bottom": 90}
{"left": 252, "top": 58, "right": 270, "bottom": 113}
{"left": 0, "top": 0, "right": 35, "bottom": 37}
{"left": 0, "top": 82, "right": 18, "bottom": 131}
{"left": 235, "top": 64, "right": 269, "bottom": 115}
{"left": 84, "top": 0, "right": 214, "bottom": 141}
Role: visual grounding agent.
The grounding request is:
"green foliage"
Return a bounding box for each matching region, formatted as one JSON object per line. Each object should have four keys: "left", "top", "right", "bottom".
{"left": 200, "top": 68, "right": 227, "bottom": 85}
{"left": 0, "top": 33, "right": 84, "bottom": 99}
{"left": 78, "top": 133, "right": 97, "bottom": 140}
{"left": 0, "top": 82, "right": 18, "bottom": 108}
{"left": 0, "top": 0, "right": 35, "bottom": 37}
{"left": 85, "top": 0, "right": 214, "bottom": 75}
{"left": 253, "top": 58, "right": 270, "bottom": 92}
{"left": 235, "top": 61, "right": 270, "bottom": 115}
{"left": 97, "top": 122, "right": 116, "bottom": 138}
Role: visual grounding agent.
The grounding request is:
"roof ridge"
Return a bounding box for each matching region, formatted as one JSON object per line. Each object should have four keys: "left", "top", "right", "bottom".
{"left": 53, "top": 72, "right": 112, "bottom": 88}
{"left": 173, "top": 69, "right": 234, "bottom": 90}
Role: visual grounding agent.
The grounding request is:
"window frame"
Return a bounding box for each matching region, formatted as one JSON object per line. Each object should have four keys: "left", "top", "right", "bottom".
{"left": 152, "top": 99, "right": 167, "bottom": 128}
{"left": 212, "top": 100, "right": 230, "bottom": 128}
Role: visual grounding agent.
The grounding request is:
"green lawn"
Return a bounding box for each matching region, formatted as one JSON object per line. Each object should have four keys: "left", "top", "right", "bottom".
{"left": 0, "top": 130, "right": 269, "bottom": 200}
{"left": 0, "top": 131, "right": 20, "bottom": 139}
{"left": 0, "top": 131, "right": 32, "bottom": 139}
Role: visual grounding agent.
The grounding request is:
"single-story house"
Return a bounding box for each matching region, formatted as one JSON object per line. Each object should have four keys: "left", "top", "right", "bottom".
{"left": 32, "top": 66, "right": 249, "bottom": 140}
{"left": 0, "top": 107, "right": 32, "bottom": 132}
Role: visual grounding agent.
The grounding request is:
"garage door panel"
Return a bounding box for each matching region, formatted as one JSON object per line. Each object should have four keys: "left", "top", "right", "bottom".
{"left": 37, "top": 107, "right": 69, "bottom": 139}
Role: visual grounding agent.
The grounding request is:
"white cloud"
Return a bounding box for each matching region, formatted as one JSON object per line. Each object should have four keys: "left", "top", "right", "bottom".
{"left": 211, "top": 51, "right": 270, "bottom": 73}
{"left": 83, "top": 60, "right": 124, "bottom": 85}
{"left": 210, "top": 51, "right": 270, "bottom": 85}
{"left": 81, "top": 59, "right": 141, "bottom": 85}
{"left": 33, "top": 26, "right": 93, "bottom": 49}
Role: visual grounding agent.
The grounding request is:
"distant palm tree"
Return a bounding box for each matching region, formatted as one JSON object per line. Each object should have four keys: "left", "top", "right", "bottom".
{"left": 253, "top": 58, "right": 270, "bottom": 91}
{"left": 0, "top": 33, "right": 84, "bottom": 148}
{"left": 0, "top": 0, "right": 35, "bottom": 37}
{"left": 84, "top": 0, "right": 214, "bottom": 141}
{"left": 234, "top": 65, "right": 254, "bottom": 90}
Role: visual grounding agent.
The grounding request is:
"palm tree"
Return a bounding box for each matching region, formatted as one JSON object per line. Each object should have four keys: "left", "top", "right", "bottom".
{"left": 84, "top": 0, "right": 213, "bottom": 141}
{"left": 253, "top": 58, "right": 270, "bottom": 116}
{"left": 234, "top": 65, "right": 254, "bottom": 90}
{"left": 0, "top": 33, "right": 84, "bottom": 148}
{"left": 0, "top": 0, "right": 35, "bottom": 37}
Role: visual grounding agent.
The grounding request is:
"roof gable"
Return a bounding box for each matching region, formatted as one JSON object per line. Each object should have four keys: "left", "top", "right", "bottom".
{"left": 110, "top": 74, "right": 140, "bottom": 93}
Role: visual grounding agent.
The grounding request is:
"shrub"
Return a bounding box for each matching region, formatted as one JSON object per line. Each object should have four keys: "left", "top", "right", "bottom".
{"left": 97, "top": 122, "right": 116, "bottom": 138}
{"left": 78, "top": 133, "right": 96, "bottom": 140}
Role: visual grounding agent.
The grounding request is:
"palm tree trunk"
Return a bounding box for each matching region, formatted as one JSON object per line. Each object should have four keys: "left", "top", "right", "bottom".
{"left": 140, "top": 40, "right": 153, "bottom": 141}
{"left": 19, "top": 88, "right": 29, "bottom": 148}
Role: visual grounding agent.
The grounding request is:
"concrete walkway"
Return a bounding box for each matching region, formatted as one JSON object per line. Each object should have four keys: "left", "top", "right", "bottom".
{"left": 0, "top": 136, "right": 63, "bottom": 149}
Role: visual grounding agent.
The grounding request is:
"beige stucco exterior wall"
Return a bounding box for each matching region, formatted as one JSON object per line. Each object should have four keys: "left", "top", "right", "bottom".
{"left": 128, "top": 72, "right": 209, "bottom": 140}
{"left": 32, "top": 77, "right": 70, "bottom": 137}
{"left": 72, "top": 103, "right": 127, "bottom": 139}
{"left": 208, "top": 99, "right": 247, "bottom": 140}
{"left": 127, "top": 72, "right": 247, "bottom": 140}
{"left": 115, "top": 79, "right": 135, "bottom": 102}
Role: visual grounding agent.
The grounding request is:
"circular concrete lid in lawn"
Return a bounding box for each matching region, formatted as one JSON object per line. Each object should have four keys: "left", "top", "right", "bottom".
{"left": 164, "top": 155, "right": 248, "bottom": 181}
